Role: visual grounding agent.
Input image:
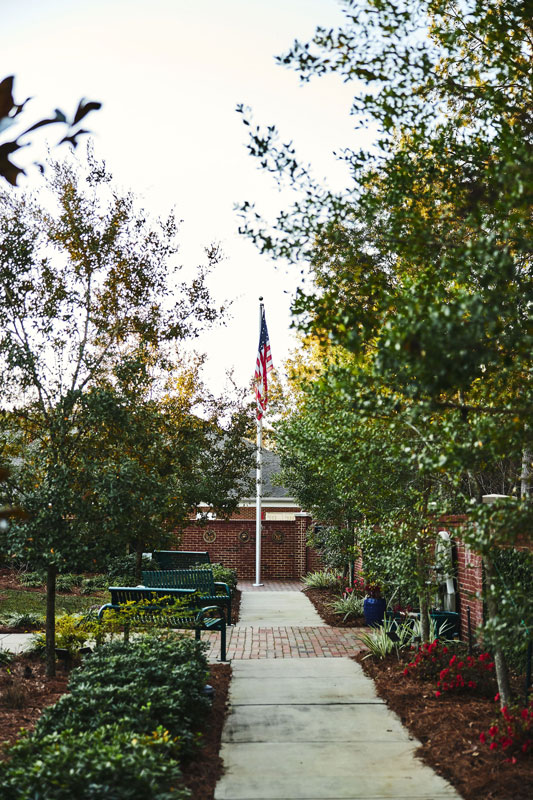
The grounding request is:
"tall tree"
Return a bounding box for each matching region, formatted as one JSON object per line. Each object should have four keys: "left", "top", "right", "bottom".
{"left": 0, "top": 150, "right": 225, "bottom": 674}
{"left": 240, "top": 1, "right": 533, "bottom": 700}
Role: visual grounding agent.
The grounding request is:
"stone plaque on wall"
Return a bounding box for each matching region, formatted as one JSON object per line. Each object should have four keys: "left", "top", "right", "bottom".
{"left": 264, "top": 512, "right": 295, "bottom": 521}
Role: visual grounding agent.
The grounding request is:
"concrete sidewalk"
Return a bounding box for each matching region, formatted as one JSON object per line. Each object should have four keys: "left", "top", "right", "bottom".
{"left": 0, "top": 632, "right": 34, "bottom": 654}
{"left": 215, "top": 586, "right": 461, "bottom": 800}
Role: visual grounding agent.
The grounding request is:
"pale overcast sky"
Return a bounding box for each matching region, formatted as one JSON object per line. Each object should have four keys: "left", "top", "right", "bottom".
{"left": 3, "top": 0, "right": 365, "bottom": 396}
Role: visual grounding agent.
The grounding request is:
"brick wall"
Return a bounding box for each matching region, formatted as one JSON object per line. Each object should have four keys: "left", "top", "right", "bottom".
{"left": 177, "top": 514, "right": 314, "bottom": 580}
{"left": 351, "top": 516, "right": 485, "bottom": 643}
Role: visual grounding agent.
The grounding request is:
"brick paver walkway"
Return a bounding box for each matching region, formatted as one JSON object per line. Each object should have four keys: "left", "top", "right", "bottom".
{"left": 202, "top": 625, "right": 364, "bottom": 660}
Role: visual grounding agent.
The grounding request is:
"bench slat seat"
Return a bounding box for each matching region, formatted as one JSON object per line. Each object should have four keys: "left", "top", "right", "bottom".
{"left": 97, "top": 586, "right": 227, "bottom": 661}
{"left": 141, "top": 568, "right": 232, "bottom": 624}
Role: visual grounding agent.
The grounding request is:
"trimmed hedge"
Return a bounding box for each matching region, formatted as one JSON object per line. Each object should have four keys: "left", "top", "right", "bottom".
{"left": 36, "top": 634, "right": 209, "bottom": 756}
{"left": 0, "top": 724, "right": 189, "bottom": 800}
{"left": 0, "top": 633, "right": 209, "bottom": 799}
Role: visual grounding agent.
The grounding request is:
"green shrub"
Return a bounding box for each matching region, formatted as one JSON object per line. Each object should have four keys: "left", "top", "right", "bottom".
{"left": 489, "top": 547, "right": 533, "bottom": 676}
{"left": 31, "top": 613, "right": 93, "bottom": 659}
{"left": 301, "top": 570, "right": 339, "bottom": 590}
{"left": 18, "top": 571, "right": 45, "bottom": 588}
{"left": 107, "top": 554, "right": 157, "bottom": 584}
{"left": 80, "top": 574, "right": 109, "bottom": 594}
{"left": 0, "top": 724, "right": 190, "bottom": 800}
{"left": 208, "top": 563, "right": 238, "bottom": 592}
{"left": 0, "top": 611, "right": 44, "bottom": 631}
{"left": 327, "top": 594, "right": 365, "bottom": 621}
{"left": 36, "top": 633, "right": 209, "bottom": 757}
{"left": 56, "top": 573, "right": 82, "bottom": 593}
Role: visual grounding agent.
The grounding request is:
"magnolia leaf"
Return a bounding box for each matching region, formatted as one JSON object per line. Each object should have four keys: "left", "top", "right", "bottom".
{"left": 73, "top": 99, "right": 102, "bottom": 125}
{"left": 0, "top": 140, "right": 25, "bottom": 185}
{"left": 0, "top": 75, "right": 14, "bottom": 118}
{"left": 23, "top": 108, "right": 67, "bottom": 135}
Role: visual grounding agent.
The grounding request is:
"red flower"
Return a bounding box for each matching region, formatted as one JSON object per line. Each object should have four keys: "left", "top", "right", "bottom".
{"left": 479, "top": 731, "right": 487, "bottom": 744}
{"left": 435, "top": 691, "right": 441, "bottom": 698}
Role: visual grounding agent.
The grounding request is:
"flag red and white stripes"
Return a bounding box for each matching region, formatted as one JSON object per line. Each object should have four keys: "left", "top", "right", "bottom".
{"left": 254, "top": 305, "right": 273, "bottom": 420}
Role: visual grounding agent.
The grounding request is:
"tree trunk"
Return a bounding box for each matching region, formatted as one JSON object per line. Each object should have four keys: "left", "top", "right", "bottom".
{"left": 135, "top": 537, "right": 143, "bottom": 583}
{"left": 45, "top": 564, "right": 57, "bottom": 677}
{"left": 418, "top": 590, "right": 430, "bottom": 643}
{"left": 483, "top": 553, "right": 512, "bottom": 706}
{"left": 416, "top": 537, "right": 430, "bottom": 642}
{"left": 520, "top": 446, "right": 531, "bottom": 499}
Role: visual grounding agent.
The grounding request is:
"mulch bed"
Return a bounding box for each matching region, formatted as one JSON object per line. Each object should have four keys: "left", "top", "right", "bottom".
{"left": 355, "top": 651, "right": 533, "bottom": 800}
{"left": 0, "top": 653, "right": 70, "bottom": 753}
{"left": 230, "top": 589, "right": 240, "bottom": 625}
{"left": 303, "top": 587, "right": 365, "bottom": 627}
{"left": 181, "top": 663, "right": 231, "bottom": 799}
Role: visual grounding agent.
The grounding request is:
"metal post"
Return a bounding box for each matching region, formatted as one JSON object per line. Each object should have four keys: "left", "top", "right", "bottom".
{"left": 525, "top": 640, "right": 532, "bottom": 706}
{"left": 254, "top": 415, "right": 263, "bottom": 586}
{"left": 467, "top": 606, "right": 473, "bottom": 656}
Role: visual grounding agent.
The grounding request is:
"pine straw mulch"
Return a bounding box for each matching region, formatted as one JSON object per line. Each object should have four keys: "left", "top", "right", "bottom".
{"left": 0, "top": 652, "right": 231, "bottom": 800}
{"left": 355, "top": 651, "right": 533, "bottom": 800}
{"left": 303, "top": 586, "right": 365, "bottom": 627}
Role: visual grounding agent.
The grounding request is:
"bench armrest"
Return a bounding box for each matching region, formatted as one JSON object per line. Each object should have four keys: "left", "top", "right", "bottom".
{"left": 97, "top": 603, "right": 114, "bottom": 620}
{"left": 214, "top": 581, "right": 231, "bottom": 597}
{"left": 195, "top": 605, "right": 225, "bottom": 626}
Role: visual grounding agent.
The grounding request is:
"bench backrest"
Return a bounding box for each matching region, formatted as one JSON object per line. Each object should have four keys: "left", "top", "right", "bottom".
{"left": 109, "top": 586, "right": 194, "bottom": 605}
{"left": 142, "top": 568, "right": 216, "bottom": 593}
{"left": 106, "top": 586, "right": 199, "bottom": 622}
{"left": 152, "top": 550, "right": 211, "bottom": 570}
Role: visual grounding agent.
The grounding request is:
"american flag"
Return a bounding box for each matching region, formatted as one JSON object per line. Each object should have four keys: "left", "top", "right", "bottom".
{"left": 254, "top": 305, "right": 273, "bottom": 420}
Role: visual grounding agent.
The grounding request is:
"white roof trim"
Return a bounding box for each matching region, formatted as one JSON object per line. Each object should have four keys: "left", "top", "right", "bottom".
{"left": 240, "top": 496, "right": 299, "bottom": 508}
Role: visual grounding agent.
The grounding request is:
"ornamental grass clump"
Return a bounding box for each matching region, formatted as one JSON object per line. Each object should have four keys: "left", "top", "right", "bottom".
{"left": 479, "top": 698, "right": 533, "bottom": 764}
{"left": 402, "top": 640, "right": 496, "bottom": 697}
{"left": 301, "top": 570, "right": 339, "bottom": 590}
{"left": 327, "top": 593, "right": 364, "bottom": 621}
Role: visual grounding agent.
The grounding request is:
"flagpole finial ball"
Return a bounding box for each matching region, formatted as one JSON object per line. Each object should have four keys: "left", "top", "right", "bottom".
{"left": 259, "top": 296, "right": 263, "bottom": 301}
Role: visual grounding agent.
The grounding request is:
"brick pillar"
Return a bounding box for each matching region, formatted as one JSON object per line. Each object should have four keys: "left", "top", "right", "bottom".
{"left": 455, "top": 539, "right": 484, "bottom": 642}
{"left": 294, "top": 513, "right": 312, "bottom": 578}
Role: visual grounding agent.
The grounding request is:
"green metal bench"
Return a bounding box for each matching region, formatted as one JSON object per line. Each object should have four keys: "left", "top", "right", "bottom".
{"left": 141, "top": 568, "right": 232, "bottom": 624}
{"left": 97, "top": 586, "right": 227, "bottom": 661}
{"left": 152, "top": 550, "right": 211, "bottom": 569}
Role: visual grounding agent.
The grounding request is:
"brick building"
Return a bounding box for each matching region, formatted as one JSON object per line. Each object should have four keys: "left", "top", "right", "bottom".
{"left": 177, "top": 450, "right": 316, "bottom": 580}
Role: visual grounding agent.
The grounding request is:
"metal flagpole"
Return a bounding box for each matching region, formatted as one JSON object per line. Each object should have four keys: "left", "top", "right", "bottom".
{"left": 254, "top": 410, "right": 263, "bottom": 586}
{"left": 254, "top": 298, "right": 264, "bottom": 586}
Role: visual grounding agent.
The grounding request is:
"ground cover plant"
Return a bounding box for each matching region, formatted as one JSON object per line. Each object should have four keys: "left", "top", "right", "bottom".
{"left": 0, "top": 647, "right": 230, "bottom": 800}
{"left": 0, "top": 632, "right": 222, "bottom": 799}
